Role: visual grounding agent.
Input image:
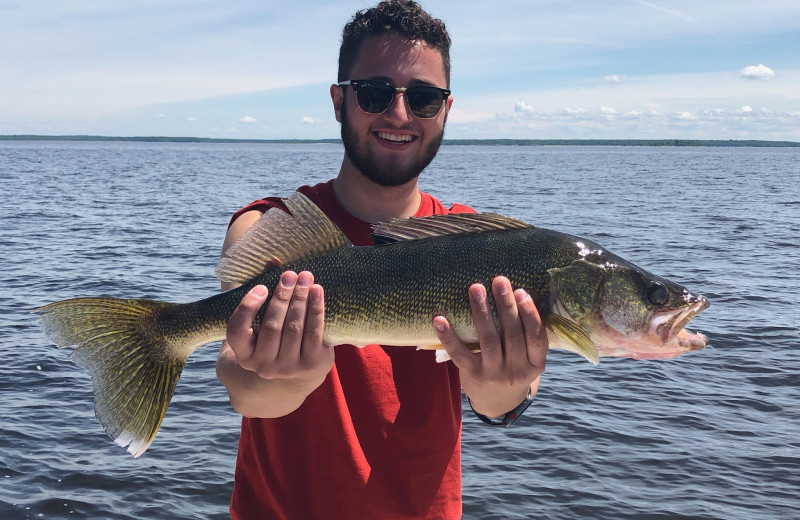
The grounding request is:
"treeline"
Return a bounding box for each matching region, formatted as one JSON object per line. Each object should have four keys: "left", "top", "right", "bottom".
{"left": 0, "top": 135, "right": 342, "bottom": 144}
{"left": 1, "top": 135, "right": 798, "bottom": 147}
{"left": 443, "top": 139, "right": 800, "bottom": 147}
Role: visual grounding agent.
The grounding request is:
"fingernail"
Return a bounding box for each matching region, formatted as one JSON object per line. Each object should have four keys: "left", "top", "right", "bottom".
{"left": 251, "top": 285, "right": 267, "bottom": 297}
{"left": 515, "top": 289, "right": 530, "bottom": 304}
{"left": 497, "top": 280, "right": 509, "bottom": 295}
{"left": 434, "top": 320, "right": 446, "bottom": 332}
{"left": 469, "top": 285, "right": 485, "bottom": 302}
{"left": 297, "top": 272, "right": 312, "bottom": 288}
{"left": 281, "top": 271, "right": 297, "bottom": 288}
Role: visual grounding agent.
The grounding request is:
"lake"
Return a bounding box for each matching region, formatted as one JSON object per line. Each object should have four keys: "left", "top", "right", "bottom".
{"left": 1, "top": 141, "right": 797, "bottom": 519}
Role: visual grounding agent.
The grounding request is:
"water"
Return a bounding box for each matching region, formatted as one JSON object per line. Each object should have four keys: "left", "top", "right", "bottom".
{"left": 1, "top": 141, "right": 797, "bottom": 519}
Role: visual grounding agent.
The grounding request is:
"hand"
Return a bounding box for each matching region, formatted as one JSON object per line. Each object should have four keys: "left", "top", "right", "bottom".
{"left": 226, "top": 271, "right": 333, "bottom": 396}
{"left": 433, "top": 276, "right": 548, "bottom": 418}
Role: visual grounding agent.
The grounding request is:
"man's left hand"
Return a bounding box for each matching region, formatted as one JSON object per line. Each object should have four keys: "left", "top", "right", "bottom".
{"left": 433, "top": 276, "right": 548, "bottom": 419}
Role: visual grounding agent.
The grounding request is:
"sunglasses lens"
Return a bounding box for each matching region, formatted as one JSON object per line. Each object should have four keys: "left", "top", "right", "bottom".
{"left": 355, "top": 82, "right": 395, "bottom": 114}
{"left": 407, "top": 87, "right": 446, "bottom": 118}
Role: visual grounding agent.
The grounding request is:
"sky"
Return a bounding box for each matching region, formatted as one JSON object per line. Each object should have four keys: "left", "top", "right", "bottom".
{"left": 2, "top": 0, "right": 799, "bottom": 141}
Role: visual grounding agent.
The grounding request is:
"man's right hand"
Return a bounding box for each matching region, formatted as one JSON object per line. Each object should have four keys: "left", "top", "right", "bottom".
{"left": 218, "top": 270, "right": 333, "bottom": 417}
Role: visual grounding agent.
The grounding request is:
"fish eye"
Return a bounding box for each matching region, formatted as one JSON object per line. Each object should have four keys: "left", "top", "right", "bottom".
{"left": 647, "top": 282, "right": 669, "bottom": 306}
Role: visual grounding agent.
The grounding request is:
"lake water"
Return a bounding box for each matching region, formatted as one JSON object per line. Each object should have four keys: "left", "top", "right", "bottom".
{"left": 1, "top": 141, "right": 797, "bottom": 519}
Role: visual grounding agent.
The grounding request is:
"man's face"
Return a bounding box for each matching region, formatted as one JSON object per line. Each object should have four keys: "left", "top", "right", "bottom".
{"left": 333, "top": 34, "right": 452, "bottom": 187}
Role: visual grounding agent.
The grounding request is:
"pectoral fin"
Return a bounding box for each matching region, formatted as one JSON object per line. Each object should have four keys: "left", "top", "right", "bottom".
{"left": 543, "top": 314, "right": 600, "bottom": 365}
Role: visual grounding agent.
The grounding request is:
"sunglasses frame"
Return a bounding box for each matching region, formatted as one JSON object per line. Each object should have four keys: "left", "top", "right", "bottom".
{"left": 338, "top": 79, "right": 451, "bottom": 119}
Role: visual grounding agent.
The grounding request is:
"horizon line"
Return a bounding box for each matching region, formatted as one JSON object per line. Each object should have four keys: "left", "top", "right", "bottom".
{"left": 1, "top": 135, "right": 799, "bottom": 147}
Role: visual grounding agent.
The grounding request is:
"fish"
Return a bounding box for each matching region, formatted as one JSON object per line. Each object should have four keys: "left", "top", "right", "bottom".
{"left": 33, "top": 192, "right": 709, "bottom": 457}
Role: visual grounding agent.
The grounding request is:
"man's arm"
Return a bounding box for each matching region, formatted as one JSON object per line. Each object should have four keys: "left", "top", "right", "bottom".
{"left": 433, "top": 276, "right": 547, "bottom": 419}
{"left": 216, "top": 210, "right": 334, "bottom": 418}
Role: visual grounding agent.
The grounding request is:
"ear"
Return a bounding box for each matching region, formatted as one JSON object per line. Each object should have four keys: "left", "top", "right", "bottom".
{"left": 330, "top": 84, "right": 343, "bottom": 123}
{"left": 446, "top": 94, "right": 453, "bottom": 112}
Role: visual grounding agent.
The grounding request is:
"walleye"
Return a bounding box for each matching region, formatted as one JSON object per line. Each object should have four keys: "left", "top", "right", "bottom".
{"left": 33, "top": 192, "right": 709, "bottom": 457}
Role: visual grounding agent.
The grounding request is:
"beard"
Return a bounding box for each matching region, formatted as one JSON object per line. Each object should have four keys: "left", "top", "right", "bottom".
{"left": 340, "top": 99, "right": 446, "bottom": 187}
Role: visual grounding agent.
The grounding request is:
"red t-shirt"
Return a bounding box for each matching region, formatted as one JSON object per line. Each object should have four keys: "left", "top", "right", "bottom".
{"left": 228, "top": 179, "right": 476, "bottom": 520}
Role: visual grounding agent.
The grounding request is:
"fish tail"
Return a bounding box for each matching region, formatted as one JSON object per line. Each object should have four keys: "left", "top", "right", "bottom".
{"left": 32, "top": 297, "right": 202, "bottom": 457}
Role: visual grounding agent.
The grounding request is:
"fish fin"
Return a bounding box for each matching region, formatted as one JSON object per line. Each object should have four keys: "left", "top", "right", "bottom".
{"left": 371, "top": 212, "right": 532, "bottom": 245}
{"left": 543, "top": 314, "right": 600, "bottom": 365}
{"left": 32, "top": 297, "right": 198, "bottom": 457}
{"left": 435, "top": 350, "right": 451, "bottom": 363}
{"left": 216, "top": 192, "right": 351, "bottom": 284}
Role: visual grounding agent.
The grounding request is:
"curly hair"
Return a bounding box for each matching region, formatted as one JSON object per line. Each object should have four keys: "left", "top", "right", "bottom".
{"left": 337, "top": 0, "right": 451, "bottom": 85}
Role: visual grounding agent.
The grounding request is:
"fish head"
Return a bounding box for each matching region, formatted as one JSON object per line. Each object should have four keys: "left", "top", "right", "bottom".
{"left": 549, "top": 246, "right": 709, "bottom": 360}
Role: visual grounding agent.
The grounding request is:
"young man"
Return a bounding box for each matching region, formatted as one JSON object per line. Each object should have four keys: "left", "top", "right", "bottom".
{"left": 216, "top": 2, "right": 548, "bottom": 518}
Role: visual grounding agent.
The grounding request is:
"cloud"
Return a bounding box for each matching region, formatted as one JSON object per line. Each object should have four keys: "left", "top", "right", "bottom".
{"left": 239, "top": 116, "right": 257, "bottom": 124}
{"left": 676, "top": 112, "right": 696, "bottom": 120}
{"left": 514, "top": 100, "right": 535, "bottom": 114}
{"left": 561, "top": 107, "right": 587, "bottom": 116}
{"left": 631, "top": 0, "right": 697, "bottom": 23}
{"left": 301, "top": 116, "right": 319, "bottom": 124}
{"left": 740, "top": 64, "right": 775, "bottom": 80}
{"left": 448, "top": 108, "right": 495, "bottom": 124}
{"left": 603, "top": 74, "right": 623, "bottom": 83}
{"left": 600, "top": 106, "right": 617, "bottom": 115}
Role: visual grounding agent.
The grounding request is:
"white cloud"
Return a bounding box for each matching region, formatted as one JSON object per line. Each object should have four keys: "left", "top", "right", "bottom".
{"left": 561, "top": 107, "right": 587, "bottom": 116}
{"left": 156, "top": 113, "right": 166, "bottom": 119}
{"left": 301, "top": 116, "right": 319, "bottom": 124}
{"left": 448, "top": 108, "right": 495, "bottom": 124}
{"left": 676, "top": 112, "right": 696, "bottom": 120}
{"left": 187, "top": 117, "right": 197, "bottom": 122}
{"left": 514, "top": 100, "right": 535, "bottom": 114}
{"left": 740, "top": 64, "right": 775, "bottom": 80}
{"left": 239, "top": 116, "right": 257, "bottom": 124}
{"left": 603, "top": 74, "right": 623, "bottom": 83}
{"left": 600, "top": 106, "right": 617, "bottom": 115}
{"left": 738, "top": 106, "right": 754, "bottom": 114}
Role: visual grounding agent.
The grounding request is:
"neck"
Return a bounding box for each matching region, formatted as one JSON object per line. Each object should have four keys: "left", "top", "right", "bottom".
{"left": 333, "top": 160, "right": 422, "bottom": 223}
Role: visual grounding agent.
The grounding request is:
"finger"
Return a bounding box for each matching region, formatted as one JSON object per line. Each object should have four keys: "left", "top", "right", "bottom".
{"left": 226, "top": 285, "right": 268, "bottom": 364}
{"left": 469, "top": 283, "right": 502, "bottom": 364}
{"left": 492, "top": 276, "right": 526, "bottom": 359}
{"left": 433, "top": 315, "right": 477, "bottom": 373}
{"left": 254, "top": 271, "right": 298, "bottom": 362}
{"left": 300, "top": 283, "right": 329, "bottom": 360}
{"left": 278, "top": 271, "right": 313, "bottom": 360}
{"left": 516, "top": 289, "right": 548, "bottom": 370}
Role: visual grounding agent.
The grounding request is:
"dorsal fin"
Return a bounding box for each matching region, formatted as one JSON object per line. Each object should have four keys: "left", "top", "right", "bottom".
{"left": 372, "top": 212, "right": 532, "bottom": 245}
{"left": 216, "top": 192, "right": 351, "bottom": 284}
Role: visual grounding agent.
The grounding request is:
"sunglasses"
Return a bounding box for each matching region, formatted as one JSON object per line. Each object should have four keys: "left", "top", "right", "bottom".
{"left": 338, "top": 79, "right": 451, "bottom": 119}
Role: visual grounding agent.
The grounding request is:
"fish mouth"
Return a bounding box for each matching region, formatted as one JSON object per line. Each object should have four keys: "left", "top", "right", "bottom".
{"left": 652, "top": 296, "right": 710, "bottom": 351}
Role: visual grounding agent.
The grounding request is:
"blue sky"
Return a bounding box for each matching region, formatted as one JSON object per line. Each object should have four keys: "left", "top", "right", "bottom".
{"left": 2, "top": 0, "right": 799, "bottom": 140}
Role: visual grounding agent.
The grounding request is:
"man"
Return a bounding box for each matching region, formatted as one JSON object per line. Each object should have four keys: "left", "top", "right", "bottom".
{"left": 216, "top": 1, "right": 548, "bottom": 518}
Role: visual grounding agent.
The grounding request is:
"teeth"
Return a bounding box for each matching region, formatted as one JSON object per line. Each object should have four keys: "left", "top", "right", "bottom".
{"left": 377, "top": 132, "right": 414, "bottom": 143}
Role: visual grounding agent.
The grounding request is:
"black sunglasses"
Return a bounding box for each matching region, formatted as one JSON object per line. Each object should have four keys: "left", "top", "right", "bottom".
{"left": 338, "top": 79, "right": 451, "bottom": 119}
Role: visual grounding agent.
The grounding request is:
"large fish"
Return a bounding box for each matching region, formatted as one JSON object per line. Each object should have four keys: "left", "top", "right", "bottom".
{"left": 33, "top": 192, "right": 709, "bottom": 457}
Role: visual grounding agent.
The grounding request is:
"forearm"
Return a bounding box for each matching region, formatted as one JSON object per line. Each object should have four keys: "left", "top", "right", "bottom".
{"left": 216, "top": 342, "right": 318, "bottom": 418}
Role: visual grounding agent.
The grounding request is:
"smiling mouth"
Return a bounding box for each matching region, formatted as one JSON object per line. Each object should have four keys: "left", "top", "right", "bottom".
{"left": 375, "top": 131, "right": 416, "bottom": 143}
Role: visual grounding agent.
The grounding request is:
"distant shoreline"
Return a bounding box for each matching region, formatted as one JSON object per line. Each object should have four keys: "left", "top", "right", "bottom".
{"left": 1, "top": 135, "right": 798, "bottom": 147}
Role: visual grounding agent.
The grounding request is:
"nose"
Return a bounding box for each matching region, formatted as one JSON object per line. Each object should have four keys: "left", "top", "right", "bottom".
{"left": 383, "top": 91, "right": 413, "bottom": 122}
